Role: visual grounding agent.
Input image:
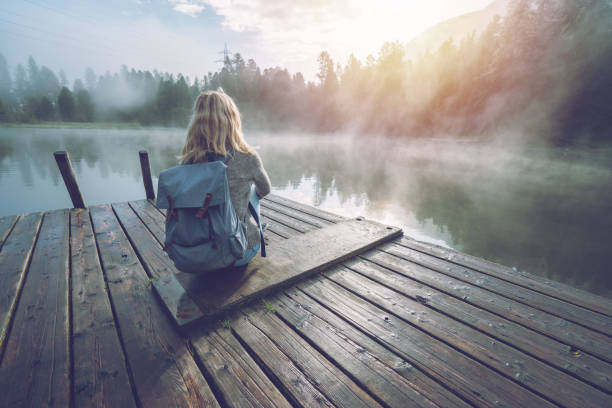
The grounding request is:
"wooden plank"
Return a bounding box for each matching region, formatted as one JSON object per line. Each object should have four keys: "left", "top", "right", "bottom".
{"left": 189, "top": 326, "right": 292, "bottom": 408}
{"left": 112, "top": 202, "right": 176, "bottom": 280}
{"left": 344, "top": 256, "right": 612, "bottom": 393}
{"left": 128, "top": 200, "right": 166, "bottom": 244}
{"left": 70, "top": 208, "right": 137, "bottom": 408}
{"left": 261, "top": 200, "right": 333, "bottom": 229}
{"left": 228, "top": 314, "right": 337, "bottom": 408}
{"left": 155, "top": 219, "right": 402, "bottom": 325}
{"left": 298, "top": 276, "right": 557, "bottom": 408}
{"left": 0, "top": 210, "right": 70, "bottom": 407}
{"left": 260, "top": 207, "right": 316, "bottom": 234}
{"left": 0, "top": 214, "right": 19, "bottom": 250}
{"left": 263, "top": 195, "right": 346, "bottom": 223}
{"left": 383, "top": 243, "right": 612, "bottom": 338}
{"left": 267, "top": 290, "right": 472, "bottom": 408}
{"left": 362, "top": 249, "right": 612, "bottom": 362}
{"left": 399, "top": 236, "right": 612, "bottom": 317}
{"left": 89, "top": 205, "right": 219, "bottom": 408}
{"left": 323, "top": 266, "right": 612, "bottom": 408}
{"left": 262, "top": 217, "right": 303, "bottom": 239}
{"left": 0, "top": 212, "right": 43, "bottom": 357}
{"left": 236, "top": 307, "right": 383, "bottom": 408}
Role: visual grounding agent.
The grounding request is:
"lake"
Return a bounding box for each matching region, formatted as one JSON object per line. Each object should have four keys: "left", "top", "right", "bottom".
{"left": 1, "top": 126, "right": 611, "bottom": 297}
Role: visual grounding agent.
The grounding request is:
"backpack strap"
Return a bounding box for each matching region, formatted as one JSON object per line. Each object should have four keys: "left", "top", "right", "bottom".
{"left": 248, "top": 187, "right": 266, "bottom": 258}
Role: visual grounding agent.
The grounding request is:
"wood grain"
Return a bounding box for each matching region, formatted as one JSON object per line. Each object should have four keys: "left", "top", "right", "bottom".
{"left": 267, "top": 290, "right": 471, "bottom": 408}
{"left": 0, "top": 214, "right": 19, "bottom": 250}
{"left": 238, "top": 307, "right": 383, "bottom": 408}
{"left": 0, "top": 213, "right": 43, "bottom": 357}
{"left": 344, "top": 255, "right": 612, "bottom": 393}
{"left": 324, "top": 265, "right": 612, "bottom": 408}
{"left": 383, "top": 243, "right": 612, "bottom": 337}
{"left": 0, "top": 210, "right": 70, "bottom": 407}
{"left": 89, "top": 205, "right": 219, "bottom": 408}
{"left": 70, "top": 208, "right": 137, "bottom": 407}
{"left": 399, "top": 236, "right": 612, "bottom": 317}
{"left": 363, "top": 248, "right": 612, "bottom": 361}
{"left": 230, "top": 313, "right": 337, "bottom": 408}
{"left": 128, "top": 200, "right": 166, "bottom": 244}
{"left": 190, "top": 326, "right": 292, "bottom": 408}
{"left": 262, "top": 195, "right": 346, "bottom": 223}
{"left": 298, "top": 275, "right": 557, "bottom": 408}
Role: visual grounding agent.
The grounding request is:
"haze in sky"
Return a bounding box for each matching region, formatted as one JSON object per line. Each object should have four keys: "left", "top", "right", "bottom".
{"left": 0, "top": 0, "right": 493, "bottom": 82}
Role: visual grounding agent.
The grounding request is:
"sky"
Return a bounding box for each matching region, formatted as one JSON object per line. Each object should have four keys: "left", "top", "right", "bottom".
{"left": 0, "top": 0, "right": 494, "bottom": 84}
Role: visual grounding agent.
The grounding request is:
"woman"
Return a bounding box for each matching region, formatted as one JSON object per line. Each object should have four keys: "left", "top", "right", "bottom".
{"left": 180, "top": 89, "right": 271, "bottom": 266}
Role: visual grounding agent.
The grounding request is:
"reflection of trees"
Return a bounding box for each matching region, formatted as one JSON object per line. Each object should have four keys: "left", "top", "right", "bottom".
{"left": 0, "top": 127, "right": 187, "bottom": 188}
{"left": 257, "top": 135, "right": 612, "bottom": 296}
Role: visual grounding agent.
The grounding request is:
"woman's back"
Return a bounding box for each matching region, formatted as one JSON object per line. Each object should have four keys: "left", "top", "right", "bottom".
{"left": 225, "top": 150, "right": 271, "bottom": 247}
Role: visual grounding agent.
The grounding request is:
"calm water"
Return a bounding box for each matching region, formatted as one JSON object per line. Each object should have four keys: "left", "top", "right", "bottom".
{"left": 1, "top": 126, "right": 611, "bottom": 297}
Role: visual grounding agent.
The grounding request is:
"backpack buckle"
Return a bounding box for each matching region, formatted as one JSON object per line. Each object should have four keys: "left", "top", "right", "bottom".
{"left": 195, "top": 193, "right": 213, "bottom": 219}
{"left": 167, "top": 195, "right": 178, "bottom": 221}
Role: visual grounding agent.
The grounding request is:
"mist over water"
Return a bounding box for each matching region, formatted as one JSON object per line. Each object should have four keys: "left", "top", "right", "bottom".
{"left": 1, "top": 127, "right": 611, "bottom": 297}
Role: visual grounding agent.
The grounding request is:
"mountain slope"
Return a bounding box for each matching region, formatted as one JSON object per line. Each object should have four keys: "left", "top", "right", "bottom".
{"left": 405, "top": 0, "right": 510, "bottom": 58}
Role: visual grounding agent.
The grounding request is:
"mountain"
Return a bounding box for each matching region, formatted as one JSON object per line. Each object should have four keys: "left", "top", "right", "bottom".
{"left": 405, "top": 0, "right": 510, "bottom": 59}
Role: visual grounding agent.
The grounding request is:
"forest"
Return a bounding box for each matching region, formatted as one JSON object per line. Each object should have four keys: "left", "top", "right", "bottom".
{"left": 0, "top": 0, "right": 610, "bottom": 145}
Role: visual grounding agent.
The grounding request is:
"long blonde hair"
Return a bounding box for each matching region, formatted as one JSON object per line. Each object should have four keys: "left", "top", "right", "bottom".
{"left": 180, "top": 89, "right": 252, "bottom": 164}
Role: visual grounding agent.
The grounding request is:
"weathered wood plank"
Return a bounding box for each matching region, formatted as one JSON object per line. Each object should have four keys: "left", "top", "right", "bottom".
{"left": 399, "top": 236, "right": 612, "bottom": 317}
{"left": 229, "top": 313, "right": 337, "bottom": 408}
{"left": 298, "top": 276, "right": 557, "bottom": 408}
{"left": 0, "top": 213, "right": 43, "bottom": 357}
{"left": 189, "top": 327, "right": 292, "bottom": 408}
{"left": 262, "top": 216, "right": 303, "bottom": 239}
{"left": 70, "top": 208, "right": 137, "bottom": 407}
{"left": 324, "top": 266, "right": 612, "bottom": 408}
{"left": 89, "top": 205, "right": 219, "bottom": 408}
{"left": 263, "top": 195, "right": 346, "bottom": 223}
{"left": 128, "top": 200, "right": 166, "bottom": 244}
{"left": 260, "top": 207, "right": 316, "bottom": 234}
{"left": 362, "top": 249, "right": 612, "bottom": 362}
{"left": 156, "top": 219, "right": 401, "bottom": 325}
{"left": 267, "top": 290, "right": 471, "bottom": 408}
{"left": 0, "top": 214, "right": 19, "bottom": 250}
{"left": 260, "top": 200, "right": 333, "bottom": 229}
{"left": 0, "top": 210, "right": 70, "bottom": 408}
{"left": 112, "top": 202, "right": 176, "bottom": 279}
{"left": 237, "top": 307, "right": 384, "bottom": 408}
{"left": 344, "top": 256, "right": 612, "bottom": 393}
{"left": 384, "top": 243, "right": 612, "bottom": 337}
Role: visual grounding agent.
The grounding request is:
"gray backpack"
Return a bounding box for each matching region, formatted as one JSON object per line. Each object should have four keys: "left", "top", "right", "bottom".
{"left": 156, "top": 153, "right": 255, "bottom": 273}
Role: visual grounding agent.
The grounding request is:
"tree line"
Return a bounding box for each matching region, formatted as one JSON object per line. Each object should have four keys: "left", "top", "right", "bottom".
{"left": 0, "top": 0, "right": 610, "bottom": 145}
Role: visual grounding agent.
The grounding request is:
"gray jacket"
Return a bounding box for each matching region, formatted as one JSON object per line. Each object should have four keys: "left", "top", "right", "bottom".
{"left": 225, "top": 150, "right": 271, "bottom": 247}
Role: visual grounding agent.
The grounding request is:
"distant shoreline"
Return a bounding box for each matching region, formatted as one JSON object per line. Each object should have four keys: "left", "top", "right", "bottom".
{"left": 0, "top": 121, "right": 148, "bottom": 129}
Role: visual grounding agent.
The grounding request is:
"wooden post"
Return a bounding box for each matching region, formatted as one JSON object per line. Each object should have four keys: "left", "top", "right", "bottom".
{"left": 53, "top": 151, "right": 86, "bottom": 209}
{"left": 139, "top": 150, "right": 155, "bottom": 201}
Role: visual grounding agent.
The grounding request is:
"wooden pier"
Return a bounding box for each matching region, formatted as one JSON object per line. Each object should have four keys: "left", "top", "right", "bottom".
{"left": 0, "top": 154, "right": 611, "bottom": 407}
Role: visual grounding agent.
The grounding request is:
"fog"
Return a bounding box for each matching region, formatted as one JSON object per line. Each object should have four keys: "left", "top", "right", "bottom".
{"left": 3, "top": 127, "right": 610, "bottom": 296}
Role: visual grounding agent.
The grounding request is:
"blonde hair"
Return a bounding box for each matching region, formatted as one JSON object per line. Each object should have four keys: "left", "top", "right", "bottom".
{"left": 180, "top": 89, "right": 252, "bottom": 164}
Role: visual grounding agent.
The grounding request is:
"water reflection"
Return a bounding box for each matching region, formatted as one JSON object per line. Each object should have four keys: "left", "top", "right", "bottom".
{"left": 0, "top": 127, "right": 611, "bottom": 297}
